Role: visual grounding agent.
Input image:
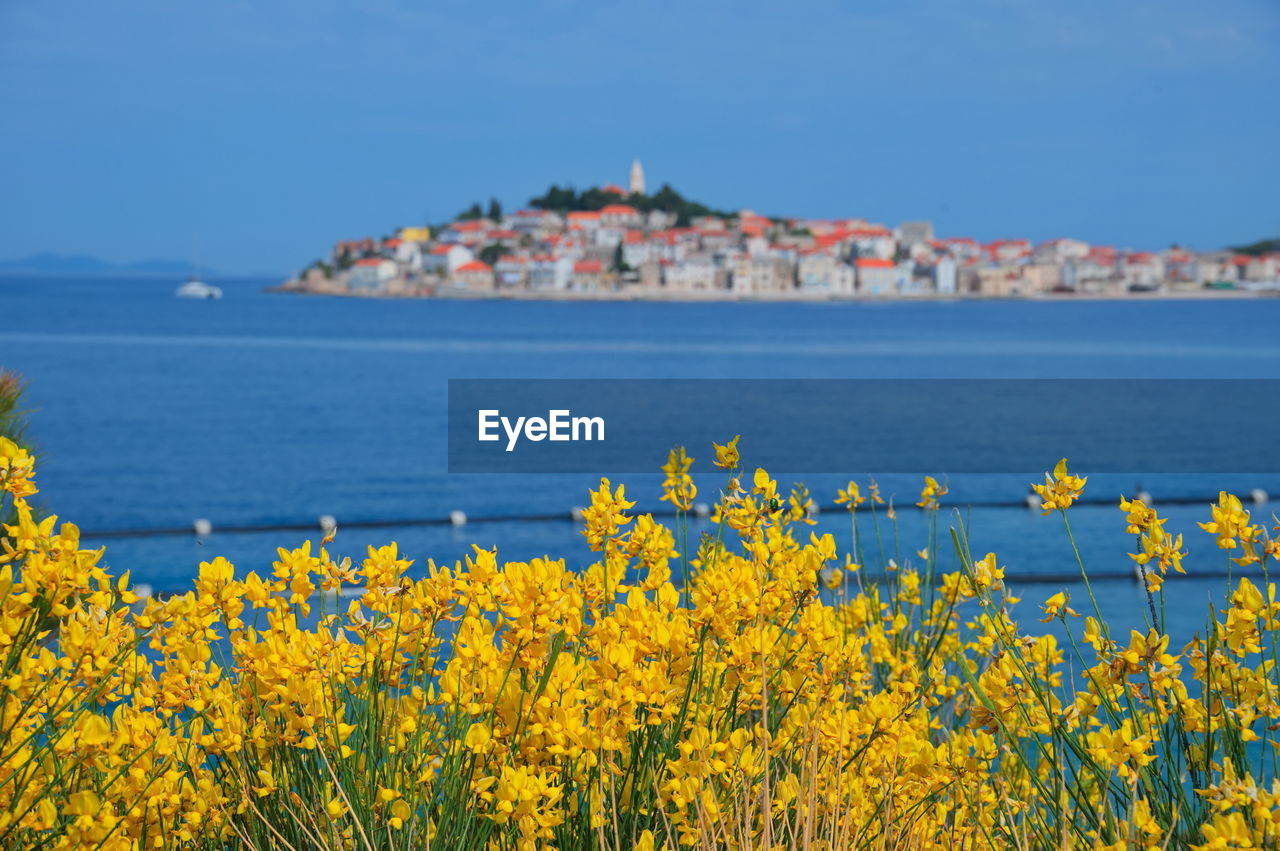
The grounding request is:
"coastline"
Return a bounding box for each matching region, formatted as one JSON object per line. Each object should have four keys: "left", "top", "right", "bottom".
{"left": 267, "top": 281, "right": 1280, "bottom": 304}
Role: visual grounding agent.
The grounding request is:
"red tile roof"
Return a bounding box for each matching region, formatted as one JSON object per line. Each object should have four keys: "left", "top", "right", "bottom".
{"left": 574, "top": 260, "right": 604, "bottom": 274}
{"left": 855, "top": 258, "right": 894, "bottom": 268}
{"left": 455, "top": 261, "right": 492, "bottom": 273}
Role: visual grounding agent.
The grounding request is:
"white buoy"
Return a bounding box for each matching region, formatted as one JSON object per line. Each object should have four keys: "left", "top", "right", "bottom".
{"left": 693, "top": 502, "right": 711, "bottom": 518}
{"left": 449, "top": 510, "right": 467, "bottom": 527}
{"left": 571, "top": 507, "right": 586, "bottom": 522}
{"left": 193, "top": 518, "right": 212, "bottom": 536}
{"left": 1024, "top": 493, "right": 1039, "bottom": 509}
{"left": 133, "top": 583, "right": 154, "bottom": 600}
{"left": 318, "top": 515, "right": 337, "bottom": 533}
{"left": 1251, "top": 489, "right": 1269, "bottom": 505}
{"left": 1136, "top": 490, "right": 1152, "bottom": 504}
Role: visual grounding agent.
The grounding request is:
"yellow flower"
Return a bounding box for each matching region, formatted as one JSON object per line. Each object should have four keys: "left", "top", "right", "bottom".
{"left": 751, "top": 466, "right": 777, "bottom": 501}
{"left": 835, "top": 481, "right": 865, "bottom": 510}
{"left": 787, "top": 483, "right": 817, "bottom": 525}
{"left": 971, "top": 552, "right": 1005, "bottom": 593}
{"left": 659, "top": 446, "right": 697, "bottom": 511}
{"left": 1130, "top": 531, "right": 1186, "bottom": 592}
{"left": 1039, "top": 591, "right": 1079, "bottom": 622}
{"left": 254, "top": 769, "right": 278, "bottom": 797}
{"left": 389, "top": 798, "right": 411, "bottom": 829}
{"left": 1119, "top": 495, "right": 1162, "bottom": 535}
{"left": 0, "top": 436, "right": 36, "bottom": 500}
{"left": 1199, "top": 491, "right": 1263, "bottom": 565}
{"left": 712, "top": 435, "right": 740, "bottom": 470}
{"left": 867, "top": 478, "right": 884, "bottom": 504}
{"left": 1086, "top": 719, "right": 1156, "bottom": 779}
{"left": 916, "top": 475, "right": 947, "bottom": 509}
{"left": 581, "top": 478, "right": 635, "bottom": 552}
{"left": 7, "top": 427, "right": 1280, "bottom": 849}
{"left": 465, "top": 723, "right": 494, "bottom": 754}
{"left": 1031, "top": 458, "right": 1086, "bottom": 514}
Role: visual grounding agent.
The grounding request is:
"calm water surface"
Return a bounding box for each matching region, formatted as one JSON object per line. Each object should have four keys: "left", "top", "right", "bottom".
{"left": 1, "top": 276, "right": 1278, "bottom": 642}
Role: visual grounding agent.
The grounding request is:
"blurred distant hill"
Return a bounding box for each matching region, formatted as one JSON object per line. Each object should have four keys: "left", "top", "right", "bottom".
{"left": 0, "top": 253, "right": 225, "bottom": 278}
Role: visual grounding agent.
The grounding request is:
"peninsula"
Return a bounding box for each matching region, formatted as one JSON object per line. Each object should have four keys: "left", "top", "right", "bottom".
{"left": 281, "top": 162, "right": 1280, "bottom": 301}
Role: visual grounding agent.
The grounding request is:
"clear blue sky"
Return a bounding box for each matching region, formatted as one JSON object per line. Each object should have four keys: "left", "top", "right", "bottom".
{"left": 1, "top": 0, "right": 1276, "bottom": 274}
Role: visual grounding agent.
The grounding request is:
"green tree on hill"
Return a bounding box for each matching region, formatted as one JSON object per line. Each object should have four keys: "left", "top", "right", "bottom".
{"left": 478, "top": 243, "right": 506, "bottom": 267}
{"left": 612, "top": 242, "right": 631, "bottom": 273}
{"left": 527, "top": 184, "right": 579, "bottom": 212}
{"left": 528, "top": 182, "right": 734, "bottom": 225}
{"left": 1230, "top": 237, "right": 1280, "bottom": 256}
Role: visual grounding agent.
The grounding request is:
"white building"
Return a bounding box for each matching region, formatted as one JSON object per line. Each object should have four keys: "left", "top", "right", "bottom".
{"left": 1035, "top": 238, "right": 1090, "bottom": 264}
{"left": 797, "top": 252, "right": 854, "bottom": 295}
{"left": 508, "top": 209, "right": 563, "bottom": 238}
{"left": 849, "top": 227, "right": 896, "bottom": 260}
{"left": 527, "top": 255, "right": 574, "bottom": 290}
{"left": 421, "top": 244, "right": 474, "bottom": 276}
{"left": 855, "top": 258, "right": 897, "bottom": 295}
{"left": 934, "top": 257, "right": 957, "bottom": 294}
{"left": 349, "top": 258, "right": 397, "bottom": 292}
{"left": 730, "top": 255, "right": 793, "bottom": 295}
{"left": 664, "top": 258, "right": 721, "bottom": 291}
{"left": 896, "top": 221, "right": 935, "bottom": 247}
{"left": 393, "top": 240, "right": 423, "bottom": 270}
{"left": 494, "top": 256, "right": 528, "bottom": 289}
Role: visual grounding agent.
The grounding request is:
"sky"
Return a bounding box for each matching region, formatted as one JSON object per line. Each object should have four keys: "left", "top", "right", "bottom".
{"left": 1, "top": 0, "right": 1277, "bottom": 275}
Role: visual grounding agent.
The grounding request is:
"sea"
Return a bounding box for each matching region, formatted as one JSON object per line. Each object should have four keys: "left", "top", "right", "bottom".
{"left": 2, "top": 275, "right": 1279, "bottom": 644}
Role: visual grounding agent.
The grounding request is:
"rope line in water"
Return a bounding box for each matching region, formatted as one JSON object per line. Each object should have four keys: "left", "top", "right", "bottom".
{"left": 78, "top": 491, "right": 1271, "bottom": 540}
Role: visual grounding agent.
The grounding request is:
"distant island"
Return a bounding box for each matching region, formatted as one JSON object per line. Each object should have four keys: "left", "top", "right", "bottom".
{"left": 0, "top": 253, "right": 281, "bottom": 280}
{"left": 281, "top": 163, "right": 1279, "bottom": 302}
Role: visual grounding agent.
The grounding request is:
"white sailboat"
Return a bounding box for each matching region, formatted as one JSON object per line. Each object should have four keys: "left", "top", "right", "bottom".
{"left": 175, "top": 278, "right": 222, "bottom": 298}
{"left": 175, "top": 271, "right": 222, "bottom": 299}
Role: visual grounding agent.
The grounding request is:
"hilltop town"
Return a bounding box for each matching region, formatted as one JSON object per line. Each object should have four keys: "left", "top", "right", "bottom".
{"left": 283, "top": 161, "right": 1280, "bottom": 300}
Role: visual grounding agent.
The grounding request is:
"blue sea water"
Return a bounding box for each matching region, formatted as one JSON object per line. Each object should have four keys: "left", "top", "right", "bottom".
{"left": 1, "top": 275, "right": 1278, "bottom": 642}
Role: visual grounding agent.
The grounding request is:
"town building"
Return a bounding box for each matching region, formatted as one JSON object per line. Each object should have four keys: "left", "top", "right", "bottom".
{"left": 451, "top": 261, "right": 495, "bottom": 291}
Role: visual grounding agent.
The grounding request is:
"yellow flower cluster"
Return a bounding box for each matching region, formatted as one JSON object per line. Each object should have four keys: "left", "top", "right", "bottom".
{"left": 1121, "top": 494, "right": 1187, "bottom": 592}
{"left": 1032, "top": 457, "right": 1087, "bottom": 514}
{"left": 2, "top": 438, "right": 1280, "bottom": 849}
